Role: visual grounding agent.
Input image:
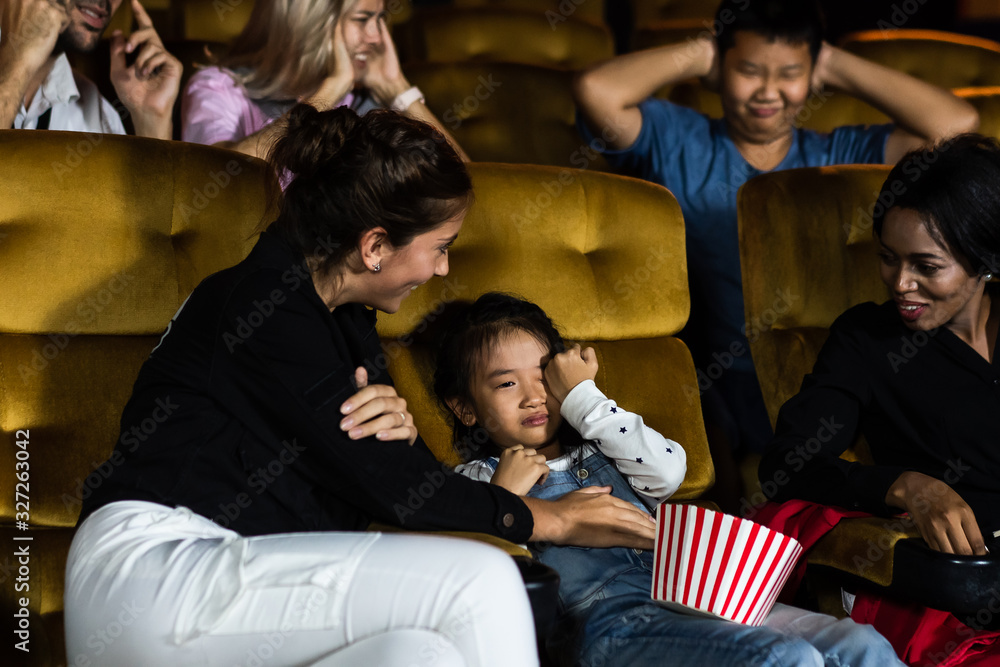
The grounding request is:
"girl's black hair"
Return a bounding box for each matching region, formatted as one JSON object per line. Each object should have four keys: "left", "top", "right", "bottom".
{"left": 873, "top": 134, "right": 1000, "bottom": 277}
{"left": 433, "top": 292, "right": 582, "bottom": 462}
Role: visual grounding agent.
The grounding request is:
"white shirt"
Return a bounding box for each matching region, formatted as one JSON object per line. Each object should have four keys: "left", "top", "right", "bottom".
{"left": 8, "top": 47, "right": 125, "bottom": 134}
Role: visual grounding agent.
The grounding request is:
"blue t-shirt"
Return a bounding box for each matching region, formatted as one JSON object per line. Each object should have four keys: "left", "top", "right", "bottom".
{"left": 579, "top": 100, "right": 893, "bottom": 374}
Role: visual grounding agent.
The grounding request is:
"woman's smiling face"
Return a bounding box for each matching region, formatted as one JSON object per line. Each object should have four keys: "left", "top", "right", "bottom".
{"left": 878, "top": 207, "right": 987, "bottom": 332}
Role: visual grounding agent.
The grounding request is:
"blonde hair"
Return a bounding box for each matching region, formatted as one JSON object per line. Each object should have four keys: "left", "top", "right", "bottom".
{"left": 220, "top": 0, "right": 351, "bottom": 101}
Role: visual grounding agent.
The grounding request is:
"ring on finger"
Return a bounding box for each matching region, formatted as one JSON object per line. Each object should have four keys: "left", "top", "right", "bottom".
{"left": 398, "top": 412, "right": 406, "bottom": 426}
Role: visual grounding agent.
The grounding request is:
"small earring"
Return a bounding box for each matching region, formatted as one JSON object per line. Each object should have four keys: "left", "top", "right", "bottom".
{"left": 372, "top": 262, "right": 381, "bottom": 273}
{"left": 985, "top": 273, "right": 993, "bottom": 281}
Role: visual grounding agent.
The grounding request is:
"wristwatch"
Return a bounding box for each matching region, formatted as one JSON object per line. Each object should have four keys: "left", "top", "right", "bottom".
{"left": 391, "top": 86, "right": 426, "bottom": 112}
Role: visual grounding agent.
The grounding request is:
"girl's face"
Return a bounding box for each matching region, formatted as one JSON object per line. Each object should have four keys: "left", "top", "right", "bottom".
{"left": 461, "top": 330, "right": 563, "bottom": 458}
{"left": 342, "top": 0, "right": 387, "bottom": 80}
{"left": 878, "top": 207, "right": 986, "bottom": 333}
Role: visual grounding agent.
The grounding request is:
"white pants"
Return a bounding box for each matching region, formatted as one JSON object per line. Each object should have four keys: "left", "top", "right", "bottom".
{"left": 65, "top": 501, "right": 539, "bottom": 667}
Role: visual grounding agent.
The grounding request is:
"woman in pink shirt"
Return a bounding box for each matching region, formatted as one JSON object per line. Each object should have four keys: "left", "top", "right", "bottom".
{"left": 181, "top": 0, "right": 466, "bottom": 161}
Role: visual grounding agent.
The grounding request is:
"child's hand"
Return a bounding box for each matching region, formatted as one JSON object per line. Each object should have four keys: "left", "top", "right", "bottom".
{"left": 544, "top": 344, "right": 599, "bottom": 403}
{"left": 810, "top": 41, "right": 837, "bottom": 92}
{"left": 697, "top": 35, "right": 721, "bottom": 93}
{"left": 491, "top": 445, "right": 549, "bottom": 495}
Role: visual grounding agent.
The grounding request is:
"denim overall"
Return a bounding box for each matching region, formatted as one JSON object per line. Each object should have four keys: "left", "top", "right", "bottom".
{"left": 479, "top": 449, "right": 900, "bottom": 667}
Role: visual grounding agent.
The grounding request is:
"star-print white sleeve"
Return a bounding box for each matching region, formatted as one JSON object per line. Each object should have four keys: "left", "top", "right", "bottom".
{"left": 560, "top": 379, "right": 686, "bottom": 505}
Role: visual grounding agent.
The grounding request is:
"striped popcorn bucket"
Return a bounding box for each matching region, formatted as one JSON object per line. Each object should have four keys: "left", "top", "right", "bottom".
{"left": 651, "top": 504, "right": 803, "bottom": 626}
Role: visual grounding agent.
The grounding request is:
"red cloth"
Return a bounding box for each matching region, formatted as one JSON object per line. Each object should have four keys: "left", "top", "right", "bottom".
{"left": 750, "top": 499, "right": 1000, "bottom": 666}
{"left": 851, "top": 593, "right": 1000, "bottom": 667}
{"left": 746, "top": 498, "right": 867, "bottom": 603}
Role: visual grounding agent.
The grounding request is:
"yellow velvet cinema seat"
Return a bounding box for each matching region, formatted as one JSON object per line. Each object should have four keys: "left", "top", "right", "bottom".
{"left": 406, "top": 62, "right": 610, "bottom": 169}
{"left": 394, "top": 8, "right": 614, "bottom": 68}
{"left": 183, "top": 0, "right": 255, "bottom": 42}
{"left": 377, "top": 161, "right": 715, "bottom": 500}
{"left": 0, "top": 130, "right": 273, "bottom": 667}
{"left": 451, "top": 0, "right": 605, "bottom": 25}
{"left": 632, "top": 18, "right": 711, "bottom": 52}
{"left": 738, "top": 165, "right": 1000, "bottom": 618}
{"left": 629, "top": 0, "right": 717, "bottom": 28}
{"left": 840, "top": 29, "right": 1000, "bottom": 88}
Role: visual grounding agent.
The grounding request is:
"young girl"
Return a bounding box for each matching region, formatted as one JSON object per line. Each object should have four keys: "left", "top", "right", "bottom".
{"left": 435, "top": 292, "right": 904, "bottom": 667}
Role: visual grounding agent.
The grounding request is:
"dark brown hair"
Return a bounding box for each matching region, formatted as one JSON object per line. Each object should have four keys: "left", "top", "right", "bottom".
{"left": 873, "top": 134, "right": 1000, "bottom": 277}
{"left": 267, "top": 105, "right": 472, "bottom": 276}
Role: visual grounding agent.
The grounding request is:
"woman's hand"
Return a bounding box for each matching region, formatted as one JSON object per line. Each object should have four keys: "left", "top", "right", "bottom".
{"left": 544, "top": 344, "right": 598, "bottom": 403}
{"left": 524, "top": 486, "right": 657, "bottom": 549}
{"left": 306, "top": 12, "right": 356, "bottom": 110}
{"left": 339, "top": 367, "right": 417, "bottom": 445}
{"left": 363, "top": 18, "right": 410, "bottom": 107}
{"left": 885, "top": 471, "right": 987, "bottom": 556}
{"left": 491, "top": 445, "right": 549, "bottom": 495}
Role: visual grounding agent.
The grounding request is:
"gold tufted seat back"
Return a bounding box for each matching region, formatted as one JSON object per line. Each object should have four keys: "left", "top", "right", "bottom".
{"left": 630, "top": 0, "right": 717, "bottom": 26}
{"left": 840, "top": 29, "right": 1000, "bottom": 88}
{"left": 395, "top": 8, "right": 614, "bottom": 68}
{"left": 408, "top": 62, "right": 609, "bottom": 169}
{"left": 183, "top": 0, "right": 256, "bottom": 43}
{"left": 452, "top": 0, "right": 605, "bottom": 24}
{"left": 0, "top": 131, "right": 274, "bottom": 666}
{"left": 737, "top": 165, "right": 892, "bottom": 426}
{"left": 378, "top": 163, "right": 715, "bottom": 500}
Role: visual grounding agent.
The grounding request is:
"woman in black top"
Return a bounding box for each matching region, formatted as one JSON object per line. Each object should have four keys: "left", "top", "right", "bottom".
{"left": 760, "top": 134, "right": 1000, "bottom": 557}
{"left": 65, "top": 106, "right": 656, "bottom": 667}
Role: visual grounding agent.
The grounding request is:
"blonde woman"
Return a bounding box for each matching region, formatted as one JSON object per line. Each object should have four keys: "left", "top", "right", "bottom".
{"left": 181, "top": 0, "right": 466, "bottom": 160}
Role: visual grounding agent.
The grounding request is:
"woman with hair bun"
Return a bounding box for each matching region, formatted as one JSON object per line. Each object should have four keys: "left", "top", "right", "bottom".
{"left": 64, "top": 107, "right": 654, "bottom": 666}
{"left": 181, "top": 0, "right": 466, "bottom": 161}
